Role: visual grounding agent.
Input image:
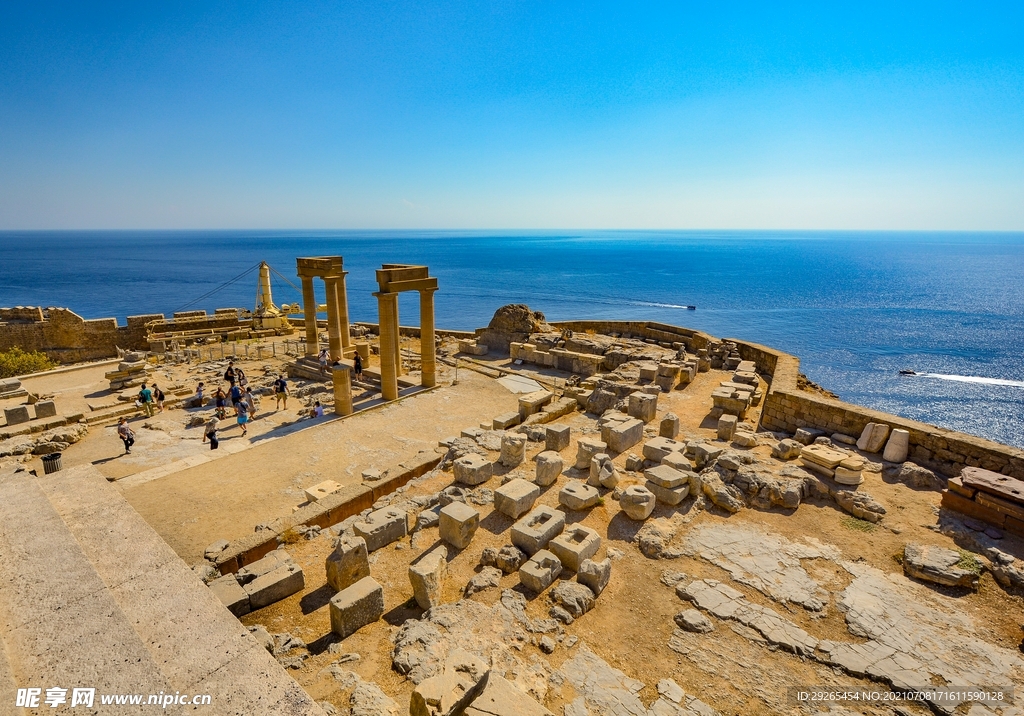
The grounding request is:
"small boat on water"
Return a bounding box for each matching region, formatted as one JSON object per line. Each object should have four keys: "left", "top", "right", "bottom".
{"left": 686, "top": 305, "right": 696, "bottom": 310}
{"left": 899, "top": 369, "right": 917, "bottom": 376}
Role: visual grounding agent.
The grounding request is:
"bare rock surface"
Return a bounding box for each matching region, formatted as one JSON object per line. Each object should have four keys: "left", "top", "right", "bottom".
{"left": 903, "top": 543, "right": 981, "bottom": 589}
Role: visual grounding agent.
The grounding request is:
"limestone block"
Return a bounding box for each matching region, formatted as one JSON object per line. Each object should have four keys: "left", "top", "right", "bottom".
{"left": 662, "top": 452, "right": 693, "bottom": 472}
{"left": 645, "top": 464, "right": 687, "bottom": 489}
{"left": 304, "top": 480, "right": 342, "bottom": 503}
{"left": 903, "top": 544, "right": 979, "bottom": 589}
{"left": 578, "top": 558, "right": 611, "bottom": 596}
{"left": 519, "top": 549, "right": 563, "bottom": 593}
{"left": 771, "top": 439, "right": 802, "bottom": 460}
{"left": 4, "top": 406, "right": 31, "bottom": 425}
{"left": 549, "top": 524, "right": 601, "bottom": 572}
{"left": 733, "top": 370, "right": 758, "bottom": 385}
{"left": 625, "top": 453, "right": 643, "bottom": 471}
{"left": 461, "top": 426, "right": 484, "bottom": 439}
{"left": 799, "top": 443, "right": 846, "bottom": 469}
{"left": 244, "top": 561, "right": 305, "bottom": 610}
{"left": 732, "top": 430, "right": 757, "bottom": 448}
{"left": 619, "top": 485, "right": 656, "bottom": 520}
{"left": 831, "top": 433, "right": 857, "bottom": 446}
{"left": 857, "top": 422, "right": 891, "bottom": 453}
{"left": 545, "top": 424, "right": 571, "bottom": 452}
{"left": 643, "top": 437, "right": 684, "bottom": 462}
{"left": 354, "top": 507, "right": 408, "bottom": 552}
{"left": 659, "top": 413, "right": 679, "bottom": 439}
{"left": 492, "top": 412, "right": 520, "bottom": 430}
{"left": 464, "top": 673, "right": 554, "bottom": 716}
{"left": 494, "top": 478, "right": 540, "bottom": 519}
{"left": 209, "top": 574, "right": 250, "bottom": 617}
{"left": 511, "top": 505, "right": 565, "bottom": 555}
{"left": 717, "top": 414, "right": 738, "bottom": 441}
{"left": 326, "top": 535, "right": 370, "bottom": 592}
{"left": 692, "top": 443, "right": 726, "bottom": 468}
{"left": 882, "top": 429, "right": 910, "bottom": 463}
{"left": 518, "top": 390, "right": 553, "bottom": 420}
{"left": 627, "top": 392, "right": 658, "bottom": 422}
{"left": 559, "top": 482, "right": 600, "bottom": 511}
{"left": 574, "top": 437, "right": 607, "bottom": 470}
{"left": 330, "top": 576, "right": 385, "bottom": 638}
{"left": 439, "top": 501, "right": 480, "bottom": 549}
{"left": 409, "top": 546, "right": 448, "bottom": 610}
{"left": 646, "top": 480, "right": 689, "bottom": 506}
{"left": 602, "top": 417, "right": 644, "bottom": 454}
{"left": 33, "top": 400, "right": 58, "bottom": 419}
{"left": 793, "top": 427, "right": 825, "bottom": 445}
{"left": 204, "top": 539, "right": 229, "bottom": 560}
{"left": 454, "top": 454, "right": 492, "bottom": 486}
{"left": 534, "top": 451, "right": 563, "bottom": 486}
{"left": 235, "top": 550, "right": 294, "bottom": 585}
{"left": 499, "top": 433, "right": 527, "bottom": 468}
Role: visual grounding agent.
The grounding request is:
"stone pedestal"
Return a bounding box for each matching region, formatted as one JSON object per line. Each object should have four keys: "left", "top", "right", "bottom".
{"left": 332, "top": 363, "right": 353, "bottom": 416}
{"left": 420, "top": 288, "right": 436, "bottom": 387}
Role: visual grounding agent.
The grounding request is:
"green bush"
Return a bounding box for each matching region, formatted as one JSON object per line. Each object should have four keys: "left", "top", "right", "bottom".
{"left": 0, "top": 347, "right": 56, "bottom": 378}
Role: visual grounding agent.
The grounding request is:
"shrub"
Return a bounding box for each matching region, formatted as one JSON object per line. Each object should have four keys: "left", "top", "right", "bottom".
{"left": 0, "top": 347, "right": 56, "bottom": 378}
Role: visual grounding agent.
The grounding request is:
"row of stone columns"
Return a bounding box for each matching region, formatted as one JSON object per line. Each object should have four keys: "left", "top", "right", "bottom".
{"left": 374, "top": 288, "right": 436, "bottom": 400}
{"left": 301, "top": 273, "right": 351, "bottom": 361}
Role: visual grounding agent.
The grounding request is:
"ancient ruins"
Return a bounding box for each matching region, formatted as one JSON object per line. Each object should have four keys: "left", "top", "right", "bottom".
{"left": 2, "top": 264, "right": 1024, "bottom": 716}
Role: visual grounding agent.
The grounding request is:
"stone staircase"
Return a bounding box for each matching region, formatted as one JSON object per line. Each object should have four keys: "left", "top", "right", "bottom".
{"left": 0, "top": 464, "right": 326, "bottom": 715}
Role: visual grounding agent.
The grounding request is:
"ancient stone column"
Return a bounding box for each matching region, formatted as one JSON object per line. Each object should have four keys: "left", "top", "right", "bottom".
{"left": 325, "top": 276, "right": 343, "bottom": 361}
{"left": 419, "top": 288, "right": 437, "bottom": 388}
{"left": 375, "top": 292, "right": 399, "bottom": 401}
{"left": 301, "top": 276, "right": 318, "bottom": 357}
{"left": 393, "top": 298, "right": 403, "bottom": 376}
{"left": 332, "top": 363, "right": 353, "bottom": 416}
{"left": 337, "top": 271, "right": 352, "bottom": 352}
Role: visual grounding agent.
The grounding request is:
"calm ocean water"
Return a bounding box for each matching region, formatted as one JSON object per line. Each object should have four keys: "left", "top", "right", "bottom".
{"left": 2, "top": 230, "right": 1023, "bottom": 448}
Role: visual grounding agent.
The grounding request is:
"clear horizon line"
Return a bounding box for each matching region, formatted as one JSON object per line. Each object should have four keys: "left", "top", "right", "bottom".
{"left": 2, "top": 227, "right": 1024, "bottom": 234}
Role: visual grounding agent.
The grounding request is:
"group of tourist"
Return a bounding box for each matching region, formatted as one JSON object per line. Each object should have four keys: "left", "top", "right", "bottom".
{"left": 318, "top": 347, "right": 364, "bottom": 380}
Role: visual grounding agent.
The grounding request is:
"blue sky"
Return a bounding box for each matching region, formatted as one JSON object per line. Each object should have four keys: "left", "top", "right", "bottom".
{"left": 1, "top": 2, "right": 1022, "bottom": 229}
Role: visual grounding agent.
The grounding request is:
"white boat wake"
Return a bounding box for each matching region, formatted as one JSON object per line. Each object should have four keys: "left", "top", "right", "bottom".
{"left": 918, "top": 373, "right": 1024, "bottom": 388}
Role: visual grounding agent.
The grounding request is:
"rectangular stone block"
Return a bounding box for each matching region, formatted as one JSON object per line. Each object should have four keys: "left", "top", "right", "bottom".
{"left": 717, "top": 415, "right": 738, "bottom": 441}
{"left": 353, "top": 507, "right": 409, "bottom": 552}
{"left": 940, "top": 490, "right": 1006, "bottom": 527}
{"left": 545, "top": 424, "right": 571, "bottom": 452}
{"left": 304, "top": 480, "right": 342, "bottom": 503}
{"left": 325, "top": 534, "right": 370, "bottom": 592}
{"left": 549, "top": 524, "right": 601, "bottom": 572}
{"left": 3, "top": 406, "right": 31, "bottom": 425}
{"left": 494, "top": 478, "right": 540, "bottom": 519}
{"left": 575, "top": 438, "right": 607, "bottom": 470}
{"left": 439, "top": 501, "right": 479, "bottom": 548}
{"left": 244, "top": 561, "right": 305, "bottom": 610}
{"left": 559, "top": 482, "right": 600, "bottom": 511}
{"left": 209, "top": 574, "right": 250, "bottom": 617}
{"left": 518, "top": 390, "right": 553, "bottom": 420}
{"left": 519, "top": 550, "right": 563, "bottom": 593}
{"left": 409, "top": 546, "right": 448, "bottom": 610}
{"left": 659, "top": 414, "right": 679, "bottom": 439}
{"left": 644, "top": 464, "right": 687, "bottom": 489}
{"left": 534, "top": 451, "right": 563, "bottom": 486}
{"left": 646, "top": 480, "right": 689, "bottom": 506}
{"left": 643, "top": 437, "right": 684, "bottom": 462}
{"left": 662, "top": 452, "right": 693, "bottom": 472}
{"left": 946, "top": 476, "right": 977, "bottom": 499}
{"left": 960, "top": 467, "right": 1024, "bottom": 502}
{"left": 235, "top": 549, "right": 294, "bottom": 585}
{"left": 627, "top": 392, "right": 658, "bottom": 422}
{"left": 493, "top": 412, "right": 521, "bottom": 430}
{"left": 33, "top": 400, "right": 58, "bottom": 419}
{"left": 454, "top": 454, "right": 492, "bottom": 485}
{"left": 511, "top": 505, "right": 565, "bottom": 555}
{"left": 330, "top": 576, "right": 384, "bottom": 638}
{"left": 603, "top": 417, "right": 644, "bottom": 454}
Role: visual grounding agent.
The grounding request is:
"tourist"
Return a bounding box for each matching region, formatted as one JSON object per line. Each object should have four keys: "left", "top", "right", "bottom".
{"left": 152, "top": 383, "right": 165, "bottom": 412}
{"left": 228, "top": 382, "right": 242, "bottom": 407}
{"left": 224, "top": 361, "right": 236, "bottom": 386}
{"left": 237, "top": 368, "right": 248, "bottom": 389}
{"left": 313, "top": 400, "right": 324, "bottom": 417}
{"left": 244, "top": 386, "right": 258, "bottom": 419}
{"left": 353, "top": 352, "right": 363, "bottom": 380}
{"left": 138, "top": 383, "right": 155, "bottom": 417}
{"left": 235, "top": 398, "right": 250, "bottom": 436}
{"left": 214, "top": 387, "right": 227, "bottom": 419}
{"left": 195, "top": 381, "right": 205, "bottom": 402}
{"left": 116, "top": 417, "right": 135, "bottom": 454}
{"left": 318, "top": 348, "right": 329, "bottom": 375}
{"left": 273, "top": 374, "right": 288, "bottom": 409}
{"left": 202, "top": 416, "right": 219, "bottom": 450}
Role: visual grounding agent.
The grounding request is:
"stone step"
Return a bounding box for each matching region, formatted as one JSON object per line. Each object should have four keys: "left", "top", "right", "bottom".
{"left": 40, "top": 465, "right": 328, "bottom": 715}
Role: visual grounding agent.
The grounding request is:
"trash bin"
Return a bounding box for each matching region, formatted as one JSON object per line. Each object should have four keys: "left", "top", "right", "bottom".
{"left": 42, "top": 452, "right": 63, "bottom": 474}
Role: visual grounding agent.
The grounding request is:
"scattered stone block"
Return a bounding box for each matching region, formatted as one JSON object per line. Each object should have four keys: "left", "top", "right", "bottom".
{"left": 834, "top": 456, "right": 865, "bottom": 486}
{"left": 304, "top": 480, "right": 342, "bottom": 503}
{"left": 33, "top": 400, "right": 58, "bottom": 419}
{"left": 559, "top": 482, "right": 600, "bottom": 511}
{"left": 204, "top": 539, "right": 229, "bottom": 560}
{"left": 574, "top": 437, "right": 607, "bottom": 469}
{"left": 732, "top": 430, "right": 757, "bottom": 447}
{"left": 588, "top": 453, "right": 619, "bottom": 489}
{"left": 882, "top": 428, "right": 910, "bottom": 463}
{"left": 244, "top": 560, "right": 305, "bottom": 610}
{"left": 439, "top": 501, "right": 480, "bottom": 548}
{"left": 518, "top": 390, "right": 553, "bottom": 420}
{"left": 717, "top": 414, "right": 738, "bottom": 441}
{"left": 643, "top": 437, "right": 684, "bottom": 462}
{"left": 619, "top": 485, "right": 656, "bottom": 520}
{"left": 534, "top": 450, "right": 563, "bottom": 486}
{"left": 903, "top": 544, "right": 980, "bottom": 590}
{"left": 601, "top": 416, "right": 643, "bottom": 454}
{"left": 662, "top": 452, "right": 693, "bottom": 472}
{"left": 549, "top": 524, "right": 601, "bottom": 571}
{"left": 675, "top": 609, "right": 714, "bottom": 633}
{"left": 545, "top": 424, "right": 571, "bottom": 452}
{"left": 461, "top": 426, "right": 484, "bottom": 439}
{"left": 857, "top": 422, "right": 890, "bottom": 453}
{"left": 511, "top": 505, "right": 565, "bottom": 555}
{"left": 353, "top": 507, "right": 409, "bottom": 552}
{"left": 577, "top": 557, "right": 611, "bottom": 596}
{"left": 499, "top": 433, "right": 527, "bottom": 468}
{"left": 645, "top": 464, "right": 690, "bottom": 505}
{"left": 627, "top": 392, "right": 658, "bottom": 422}
{"left": 793, "top": 427, "right": 825, "bottom": 445}
{"left": 454, "top": 454, "right": 492, "bottom": 485}
{"left": 330, "top": 576, "right": 385, "bottom": 638}
{"left": 771, "top": 439, "right": 802, "bottom": 460}
{"left": 3, "top": 406, "right": 31, "bottom": 426}
{"left": 494, "top": 478, "right": 540, "bottom": 519}
{"left": 209, "top": 574, "right": 250, "bottom": 617}
{"left": 659, "top": 413, "right": 679, "bottom": 439}
{"left": 831, "top": 433, "right": 857, "bottom": 446}
{"left": 409, "top": 546, "right": 448, "bottom": 609}
{"left": 492, "top": 412, "right": 520, "bottom": 430}
{"left": 519, "top": 549, "right": 563, "bottom": 593}
{"left": 625, "top": 453, "right": 643, "bottom": 471}
{"left": 326, "top": 534, "right": 370, "bottom": 592}
{"left": 691, "top": 443, "right": 725, "bottom": 469}
{"left": 549, "top": 581, "right": 595, "bottom": 618}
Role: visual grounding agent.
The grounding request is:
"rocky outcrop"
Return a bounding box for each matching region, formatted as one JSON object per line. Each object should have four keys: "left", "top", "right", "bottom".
{"left": 477, "top": 304, "right": 551, "bottom": 352}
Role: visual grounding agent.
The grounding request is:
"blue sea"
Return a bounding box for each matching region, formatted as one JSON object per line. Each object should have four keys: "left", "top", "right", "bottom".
{"left": 2, "top": 230, "right": 1023, "bottom": 448}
